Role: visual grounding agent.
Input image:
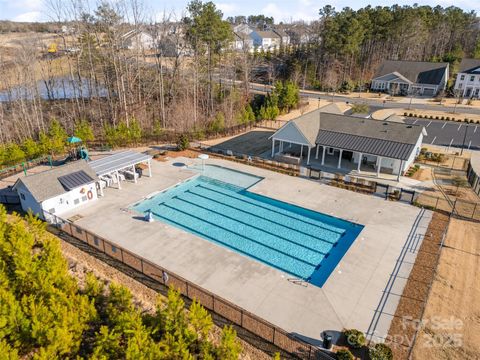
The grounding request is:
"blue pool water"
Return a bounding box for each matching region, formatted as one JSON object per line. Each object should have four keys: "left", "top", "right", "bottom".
{"left": 133, "top": 166, "right": 363, "bottom": 287}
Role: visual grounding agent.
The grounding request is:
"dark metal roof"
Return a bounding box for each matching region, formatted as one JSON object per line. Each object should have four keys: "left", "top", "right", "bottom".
{"left": 58, "top": 170, "right": 95, "bottom": 191}
{"left": 316, "top": 131, "right": 415, "bottom": 160}
{"left": 373, "top": 60, "right": 448, "bottom": 85}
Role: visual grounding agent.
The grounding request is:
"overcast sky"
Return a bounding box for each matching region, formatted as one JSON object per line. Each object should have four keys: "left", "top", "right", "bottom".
{"left": 1, "top": 0, "right": 479, "bottom": 23}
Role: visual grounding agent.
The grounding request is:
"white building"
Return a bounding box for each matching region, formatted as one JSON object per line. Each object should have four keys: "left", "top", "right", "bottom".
{"left": 269, "top": 105, "right": 426, "bottom": 179}
{"left": 454, "top": 58, "right": 480, "bottom": 99}
{"left": 13, "top": 160, "right": 99, "bottom": 220}
{"left": 250, "top": 30, "right": 281, "bottom": 50}
{"left": 120, "top": 29, "right": 155, "bottom": 50}
{"left": 371, "top": 60, "right": 449, "bottom": 96}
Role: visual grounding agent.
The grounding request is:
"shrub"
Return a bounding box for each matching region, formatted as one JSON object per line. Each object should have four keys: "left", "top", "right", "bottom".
{"left": 418, "top": 114, "right": 423, "bottom": 118}
{"left": 403, "top": 112, "right": 408, "bottom": 116}
{"left": 409, "top": 113, "right": 413, "bottom": 117}
{"left": 336, "top": 349, "right": 354, "bottom": 360}
{"left": 441, "top": 116, "right": 445, "bottom": 120}
{"left": 435, "top": 116, "right": 439, "bottom": 120}
{"left": 470, "top": 119, "right": 474, "bottom": 123}
{"left": 344, "top": 329, "right": 365, "bottom": 348}
{"left": 176, "top": 134, "right": 190, "bottom": 151}
{"left": 369, "top": 343, "right": 393, "bottom": 360}
{"left": 446, "top": 117, "right": 450, "bottom": 121}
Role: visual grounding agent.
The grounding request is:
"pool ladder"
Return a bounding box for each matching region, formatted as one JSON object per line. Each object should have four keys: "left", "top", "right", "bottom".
{"left": 287, "top": 278, "right": 309, "bottom": 287}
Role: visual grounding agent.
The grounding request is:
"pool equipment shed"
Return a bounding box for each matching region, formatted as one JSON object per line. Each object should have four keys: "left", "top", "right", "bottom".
{"left": 13, "top": 160, "right": 99, "bottom": 221}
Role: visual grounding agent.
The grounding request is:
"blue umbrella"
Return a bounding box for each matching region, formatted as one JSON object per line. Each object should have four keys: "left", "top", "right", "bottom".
{"left": 67, "top": 136, "right": 82, "bottom": 144}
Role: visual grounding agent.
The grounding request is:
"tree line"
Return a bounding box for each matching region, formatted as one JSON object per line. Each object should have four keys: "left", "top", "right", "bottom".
{"left": 255, "top": 5, "right": 480, "bottom": 92}
{"left": 0, "top": 206, "right": 247, "bottom": 359}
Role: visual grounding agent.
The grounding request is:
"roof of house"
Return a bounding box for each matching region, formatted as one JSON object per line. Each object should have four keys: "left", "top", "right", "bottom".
{"left": 458, "top": 58, "right": 480, "bottom": 73}
{"left": 255, "top": 30, "right": 280, "bottom": 39}
{"left": 271, "top": 108, "right": 424, "bottom": 160}
{"left": 373, "top": 60, "right": 449, "bottom": 85}
{"left": 13, "top": 160, "right": 98, "bottom": 202}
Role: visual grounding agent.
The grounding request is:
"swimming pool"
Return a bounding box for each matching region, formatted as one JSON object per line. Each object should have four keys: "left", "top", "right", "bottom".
{"left": 133, "top": 165, "right": 363, "bottom": 287}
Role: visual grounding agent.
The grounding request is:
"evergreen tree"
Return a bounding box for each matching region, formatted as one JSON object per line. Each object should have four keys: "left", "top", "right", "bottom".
{"left": 74, "top": 119, "right": 95, "bottom": 142}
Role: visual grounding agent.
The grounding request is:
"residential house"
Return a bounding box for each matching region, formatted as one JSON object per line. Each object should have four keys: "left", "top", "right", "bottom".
{"left": 120, "top": 29, "right": 155, "bottom": 50}
{"left": 454, "top": 58, "right": 480, "bottom": 98}
{"left": 250, "top": 30, "right": 281, "bottom": 50}
{"left": 269, "top": 106, "right": 426, "bottom": 179}
{"left": 232, "top": 32, "right": 254, "bottom": 52}
{"left": 371, "top": 60, "right": 449, "bottom": 96}
{"left": 272, "top": 28, "right": 290, "bottom": 46}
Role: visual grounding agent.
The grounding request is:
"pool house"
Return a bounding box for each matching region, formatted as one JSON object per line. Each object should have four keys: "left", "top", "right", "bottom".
{"left": 270, "top": 111, "right": 426, "bottom": 179}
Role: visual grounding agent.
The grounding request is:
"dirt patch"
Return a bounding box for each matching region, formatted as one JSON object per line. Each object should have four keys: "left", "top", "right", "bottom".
{"left": 59, "top": 239, "right": 271, "bottom": 360}
{"left": 411, "top": 218, "right": 480, "bottom": 360}
{"left": 387, "top": 212, "right": 450, "bottom": 359}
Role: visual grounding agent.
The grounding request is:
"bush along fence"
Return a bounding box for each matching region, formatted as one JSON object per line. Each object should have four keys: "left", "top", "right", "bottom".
{"left": 44, "top": 211, "right": 335, "bottom": 360}
{"left": 194, "top": 144, "right": 480, "bottom": 221}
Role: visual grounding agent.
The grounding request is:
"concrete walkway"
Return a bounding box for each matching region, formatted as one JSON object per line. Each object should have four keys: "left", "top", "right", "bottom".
{"left": 61, "top": 157, "right": 431, "bottom": 346}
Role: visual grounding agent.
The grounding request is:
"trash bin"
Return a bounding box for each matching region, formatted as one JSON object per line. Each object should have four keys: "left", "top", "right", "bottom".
{"left": 323, "top": 333, "right": 332, "bottom": 349}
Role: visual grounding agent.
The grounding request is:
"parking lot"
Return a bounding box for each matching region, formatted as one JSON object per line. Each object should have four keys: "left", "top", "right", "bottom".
{"left": 403, "top": 118, "right": 480, "bottom": 150}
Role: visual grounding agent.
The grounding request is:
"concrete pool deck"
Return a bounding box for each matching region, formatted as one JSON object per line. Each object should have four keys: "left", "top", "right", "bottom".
{"left": 61, "top": 157, "right": 432, "bottom": 346}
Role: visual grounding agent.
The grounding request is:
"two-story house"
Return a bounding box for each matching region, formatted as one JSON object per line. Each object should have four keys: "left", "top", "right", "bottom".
{"left": 454, "top": 58, "right": 480, "bottom": 98}
{"left": 250, "top": 30, "right": 281, "bottom": 50}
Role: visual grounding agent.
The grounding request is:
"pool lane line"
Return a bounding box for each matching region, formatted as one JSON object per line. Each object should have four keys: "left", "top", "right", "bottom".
{"left": 173, "top": 194, "right": 332, "bottom": 255}
{"left": 186, "top": 187, "right": 341, "bottom": 242}
{"left": 149, "top": 209, "right": 312, "bottom": 280}
{"left": 195, "top": 183, "right": 345, "bottom": 235}
{"left": 155, "top": 203, "right": 320, "bottom": 268}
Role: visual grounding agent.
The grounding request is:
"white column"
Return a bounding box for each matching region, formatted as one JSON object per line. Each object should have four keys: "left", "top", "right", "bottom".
{"left": 397, "top": 160, "right": 403, "bottom": 181}
{"left": 271, "top": 139, "right": 275, "bottom": 157}
{"left": 321, "top": 146, "right": 326, "bottom": 165}
{"left": 315, "top": 145, "right": 320, "bottom": 159}
{"left": 377, "top": 157, "right": 382, "bottom": 177}
{"left": 337, "top": 149, "right": 343, "bottom": 169}
{"left": 98, "top": 182, "right": 104, "bottom": 197}
{"left": 280, "top": 141, "right": 284, "bottom": 153}
{"left": 148, "top": 160, "right": 152, "bottom": 177}
{"left": 300, "top": 145, "right": 303, "bottom": 159}
{"left": 307, "top": 146, "right": 311, "bottom": 165}
{"left": 357, "top": 153, "right": 362, "bottom": 172}
{"left": 133, "top": 165, "right": 137, "bottom": 183}
{"left": 116, "top": 170, "right": 122, "bottom": 189}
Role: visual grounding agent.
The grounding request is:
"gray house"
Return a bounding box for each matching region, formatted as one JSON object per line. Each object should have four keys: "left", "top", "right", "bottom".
{"left": 371, "top": 60, "right": 449, "bottom": 96}
{"left": 270, "top": 107, "right": 426, "bottom": 179}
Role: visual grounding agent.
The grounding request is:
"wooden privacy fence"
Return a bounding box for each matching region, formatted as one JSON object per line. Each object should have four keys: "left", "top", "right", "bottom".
{"left": 45, "top": 212, "right": 334, "bottom": 360}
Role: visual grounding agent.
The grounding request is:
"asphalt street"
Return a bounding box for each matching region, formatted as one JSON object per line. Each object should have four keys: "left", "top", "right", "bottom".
{"left": 247, "top": 83, "right": 480, "bottom": 116}
{"left": 403, "top": 118, "right": 480, "bottom": 150}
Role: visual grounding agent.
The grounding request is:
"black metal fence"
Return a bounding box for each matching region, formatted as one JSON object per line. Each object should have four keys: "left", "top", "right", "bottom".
{"left": 45, "top": 211, "right": 334, "bottom": 360}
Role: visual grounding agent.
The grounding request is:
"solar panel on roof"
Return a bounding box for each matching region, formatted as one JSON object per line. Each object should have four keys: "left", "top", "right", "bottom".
{"left": 58, "top": 170, "right": 95, "bottom": 191}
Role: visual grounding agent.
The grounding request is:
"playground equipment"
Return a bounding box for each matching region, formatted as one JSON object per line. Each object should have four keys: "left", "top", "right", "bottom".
{"left": 66, "top": 137, "right": 90, "bottom": 161}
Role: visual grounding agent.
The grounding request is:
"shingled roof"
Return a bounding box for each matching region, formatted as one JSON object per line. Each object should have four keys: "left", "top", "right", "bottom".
{"left": 458, "top": 58, "right": 480, "bottom": 73}
{"left": 271, "top": 109, "right": 425, "bottom": 161}
{"left": 374, "top": 60, "right": 448, "bottom": 85}
{"left": 13, "top": 160, "right": 98, "bottom": 202}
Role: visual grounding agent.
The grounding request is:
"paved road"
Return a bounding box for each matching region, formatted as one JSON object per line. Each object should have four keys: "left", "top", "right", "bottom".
{"left": 403, "top": 118, "right": 480, "bottom": 150}
{"left": 247, "top": 83, "right": 480, "bottom": 116}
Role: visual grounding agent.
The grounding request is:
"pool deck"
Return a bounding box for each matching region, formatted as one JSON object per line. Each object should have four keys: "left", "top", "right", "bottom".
{"left": 61, "top": 157, "right": 432, "bottom": 346}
